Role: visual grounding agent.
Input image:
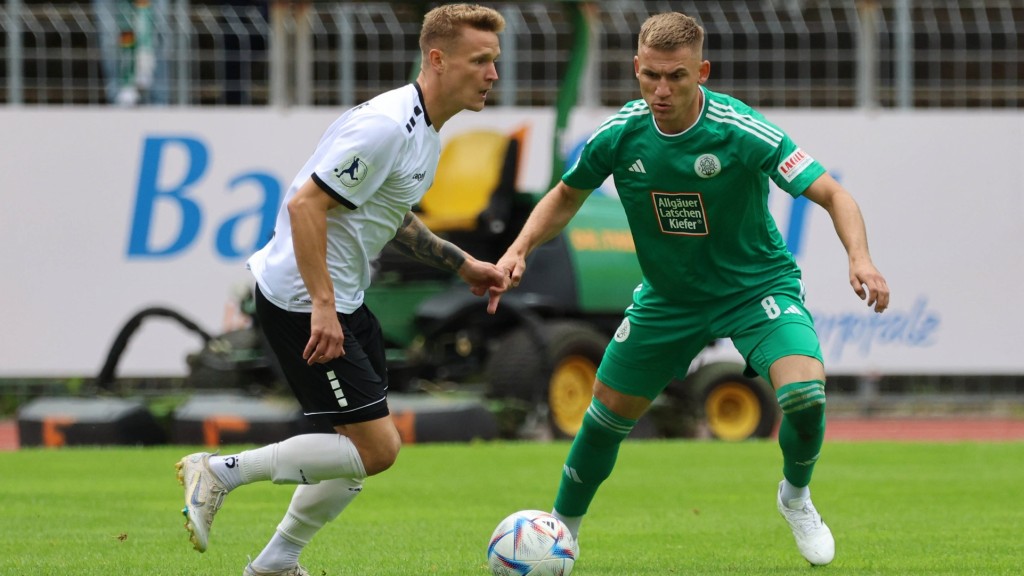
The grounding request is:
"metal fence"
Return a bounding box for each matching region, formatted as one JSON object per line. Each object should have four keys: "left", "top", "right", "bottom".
{"left": 2, "top": 0, "right": 1022, "bottom": 108}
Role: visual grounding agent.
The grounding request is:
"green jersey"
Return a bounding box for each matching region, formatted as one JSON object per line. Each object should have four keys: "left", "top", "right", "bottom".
{"left": 564, "top": 86, "right": 826, "bottom": 303}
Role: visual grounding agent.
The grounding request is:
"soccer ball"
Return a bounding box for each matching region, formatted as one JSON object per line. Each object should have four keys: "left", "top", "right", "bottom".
{"left": 487, "top": 510, "right": 576, "bottom": 576}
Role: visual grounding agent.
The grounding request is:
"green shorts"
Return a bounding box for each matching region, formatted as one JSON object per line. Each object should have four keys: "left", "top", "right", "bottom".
{"left": 597, "top": 277, "right": 824, "bottom": 400}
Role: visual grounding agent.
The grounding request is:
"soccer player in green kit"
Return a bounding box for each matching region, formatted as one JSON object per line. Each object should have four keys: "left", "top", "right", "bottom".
{"left": 490, "top": 11, "right": 890, "bottom": 567}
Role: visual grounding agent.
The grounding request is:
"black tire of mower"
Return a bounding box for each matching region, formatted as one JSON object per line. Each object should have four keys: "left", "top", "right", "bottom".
{"left": 701, "top": 374, "right": 778, "bottom": 441}
{"left": 486, "top": 321, "right": 607, "bottom": 439}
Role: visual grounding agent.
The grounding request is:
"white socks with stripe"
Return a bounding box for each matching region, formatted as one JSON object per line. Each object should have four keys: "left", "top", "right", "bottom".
{"left": 252, "top": 477, "right": 365, "bottom": 572}
{"left": 210, "top": 433, "right": 367, "bottom": 492}
{"left": 208, "top": 434, "right": 368, "bottom": 572}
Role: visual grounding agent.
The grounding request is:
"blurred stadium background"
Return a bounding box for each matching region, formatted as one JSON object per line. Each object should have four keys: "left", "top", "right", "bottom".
{"left": 2, "top": 0, "right": 1022, "bottom": 446}
{"left": 3, "top": 0, "right": 1021, "bottom": 108}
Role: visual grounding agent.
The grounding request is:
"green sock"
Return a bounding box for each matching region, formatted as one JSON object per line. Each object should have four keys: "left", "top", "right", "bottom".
{"left": 776, "top": 380, "right": 826, "bottom": 488}
{"left": 553, "top": 397, "right": 637, "bottom": 517}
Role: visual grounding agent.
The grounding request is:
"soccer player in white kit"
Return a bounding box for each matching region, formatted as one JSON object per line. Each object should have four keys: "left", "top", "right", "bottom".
{"left": 175, "top": 5, "right": 506, "bottom": 575}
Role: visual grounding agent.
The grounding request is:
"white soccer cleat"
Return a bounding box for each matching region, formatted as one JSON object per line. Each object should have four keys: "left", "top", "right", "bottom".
{"left": 176, "top": 452, "right": 229, "bottom": 553}
{"left": 243, "top": 563, "right": 310, "bottom": 576}
{"left": 777, "top": 481, "right": 835, "bottom": 566}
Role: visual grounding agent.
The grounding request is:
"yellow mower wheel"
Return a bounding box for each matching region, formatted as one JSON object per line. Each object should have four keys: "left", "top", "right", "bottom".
{"left": 705, "top": 380, "right": 766, "bottom": 441}
{"left": 548, "top": 355, "right": 597, "bottom": 437}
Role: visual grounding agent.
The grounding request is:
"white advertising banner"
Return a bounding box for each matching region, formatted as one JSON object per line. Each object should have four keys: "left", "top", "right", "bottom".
{"left": 1, "top": 108, "right": 1021, "bottom": 377}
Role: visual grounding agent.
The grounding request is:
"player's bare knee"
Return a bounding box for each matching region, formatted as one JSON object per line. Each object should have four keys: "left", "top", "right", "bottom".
{"left": 593, "top": 380, "right": 650, "bottom": 420}
{"left": 350, "top": 428, "right": 401, "bottom": 476}
{"left": 361, "top": 439, "right": 401, "bottom": 476}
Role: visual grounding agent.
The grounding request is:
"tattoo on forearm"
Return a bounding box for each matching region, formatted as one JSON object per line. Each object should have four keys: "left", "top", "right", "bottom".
{"left": 390, "top": 213, "right": 466, "bottom": 272}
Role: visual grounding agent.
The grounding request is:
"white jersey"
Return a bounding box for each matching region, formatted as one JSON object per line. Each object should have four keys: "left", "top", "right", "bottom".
{"left": 248, "top": 83, "right": 440, "bottom": 313}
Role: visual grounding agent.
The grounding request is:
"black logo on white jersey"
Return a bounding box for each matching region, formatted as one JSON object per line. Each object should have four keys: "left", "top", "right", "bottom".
{"left": 335, "top": 156, "right": 368, "bottom": 188}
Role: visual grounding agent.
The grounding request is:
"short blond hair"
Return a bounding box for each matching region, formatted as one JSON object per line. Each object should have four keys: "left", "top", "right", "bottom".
{"left": 638, "top": 12, "right": 704, "bottom": 53}
{"left": 420, "top": 4, "right": 505, "bottom": 55}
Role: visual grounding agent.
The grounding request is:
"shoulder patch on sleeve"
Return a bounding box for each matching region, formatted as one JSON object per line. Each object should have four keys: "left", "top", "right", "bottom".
{"left": 777, "top": 148, "right": 814, "bottom": 183}
{"left": 331, "top": 155, "right": 369, "bottom": 188}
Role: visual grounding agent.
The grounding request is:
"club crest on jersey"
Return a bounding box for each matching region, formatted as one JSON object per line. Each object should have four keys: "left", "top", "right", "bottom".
{"left": 333, "top": 156, "right": 368, "bottom": 188}
{"left": 693, "top": 154, "right": 721, "bottom": 179}
{"left": 614, "top": 318, "right": 631, "bottom": 342}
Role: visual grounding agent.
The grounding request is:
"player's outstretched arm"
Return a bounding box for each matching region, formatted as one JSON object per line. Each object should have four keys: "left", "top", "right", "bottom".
{"left": 495, "top": 182, "right": 592, "bottom": 292}
{"left": 389, "top": 211, "right": 506, "bottom": 313}
{"left": 803, "top": 173, "right": 890, "bottom": 313}
{"left": 390, "top": 211, "right": 466, "bottom": 271}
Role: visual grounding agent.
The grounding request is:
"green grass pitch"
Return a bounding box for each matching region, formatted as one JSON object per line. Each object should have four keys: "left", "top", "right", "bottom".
{"left": 1, "top": 440, "right": 1022, "bottom": 575}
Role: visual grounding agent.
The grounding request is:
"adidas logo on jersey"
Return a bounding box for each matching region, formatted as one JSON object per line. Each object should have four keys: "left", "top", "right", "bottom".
{"left": 628, "top": 159, "right": 646, "bottom": 173}
{"left": 783, "top": 305, "right": 803, "bottom": 316}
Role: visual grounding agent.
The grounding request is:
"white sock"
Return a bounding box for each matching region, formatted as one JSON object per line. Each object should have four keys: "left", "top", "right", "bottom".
{"left": 208, "top": 454, "right": 243, "bottom": 492}
{"left": 253, "top": 477, "right": 364, "bottom": 571}
{"left": 552, "top": 510, "right": 583, "bottom": 540}
{"left": 251, "top": 531, "right": 302, "bottom": 572}
{"left": 237, "top": 433, "right": 367, "bottom": 485}
{"left": 780, "top": 479, "right": 810, "bottom": 507}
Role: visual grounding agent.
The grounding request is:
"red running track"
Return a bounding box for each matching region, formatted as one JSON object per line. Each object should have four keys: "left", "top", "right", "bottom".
{"left": 2, "top": 417, "right": 1024, "bottom": 450}
{"left": 825, "top": 417, "right": 1024, "bottom": 442}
